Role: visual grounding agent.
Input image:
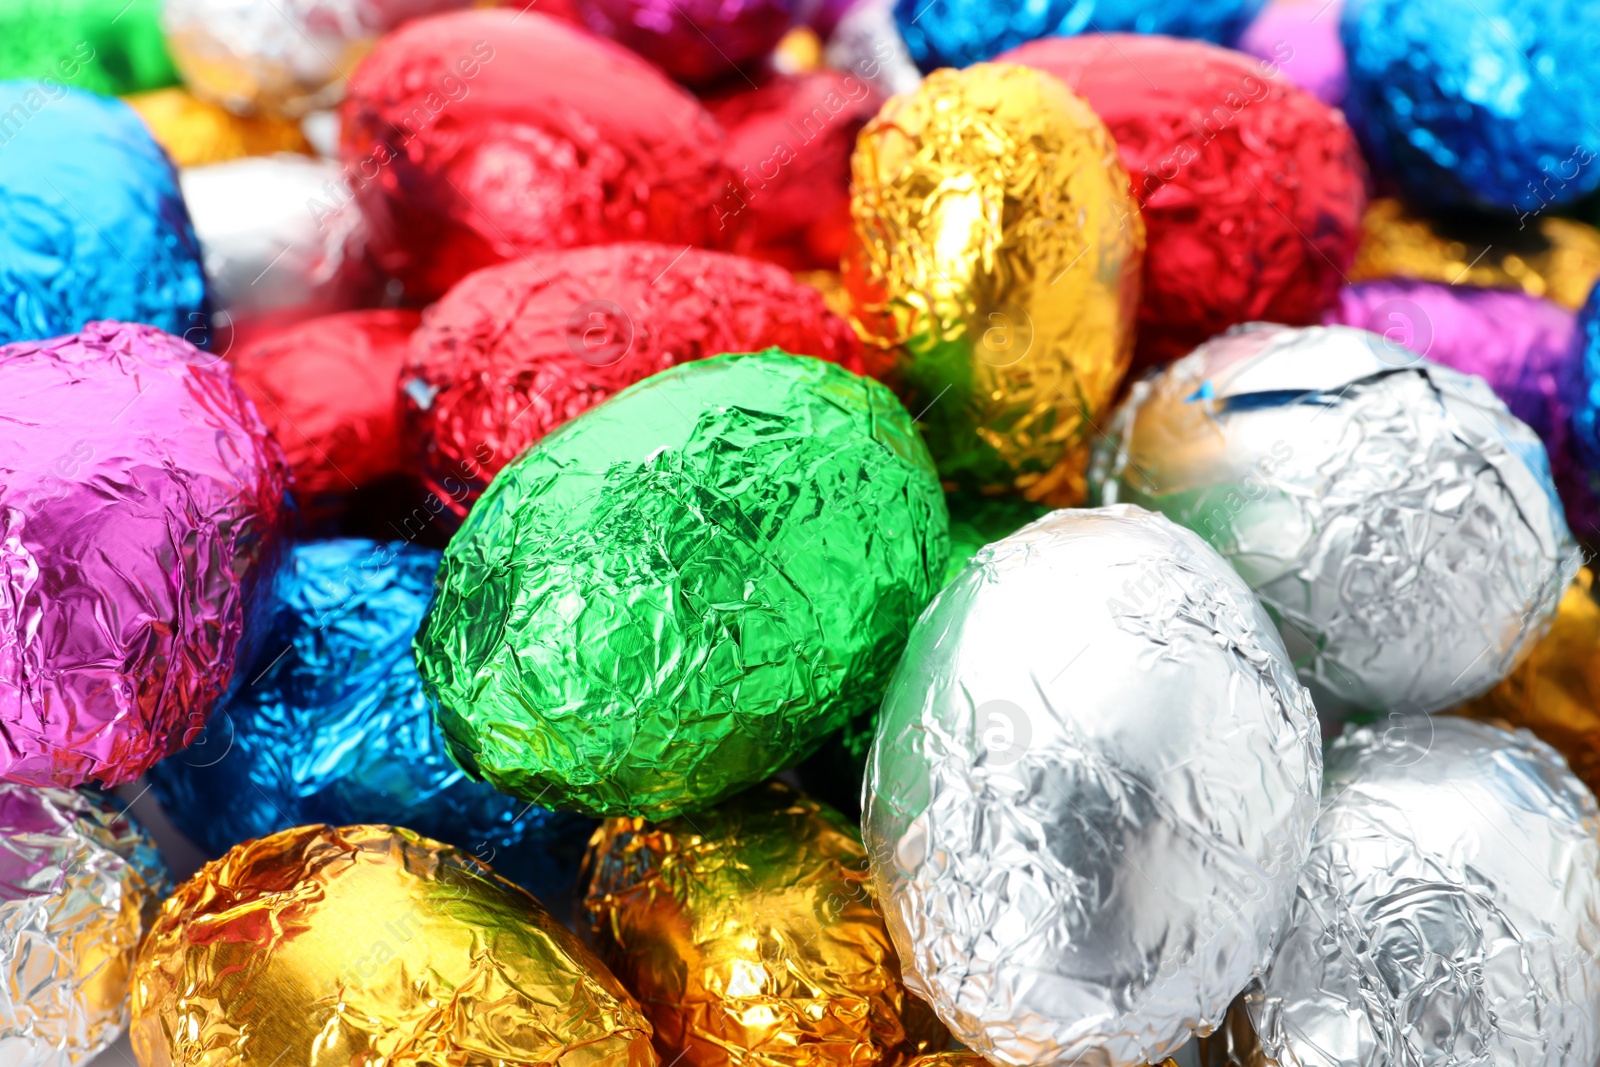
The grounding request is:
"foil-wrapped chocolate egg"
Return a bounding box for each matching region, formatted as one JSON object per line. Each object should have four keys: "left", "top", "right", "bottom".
{"left": 1091, "top": 323, "right": 1579, "bottom": 723}
{"left": 415, "top": 351, "right": 948, "bottom": 817}
{"left": 822, "top": 0, "right": 922, "bottom": 99}
{"left": 1571, "top": 280, "right": 1600, "bottom": 484}
{"left": 1, "top": 785, "right": 169, "bottom": 1067}
{"left": 181, "top": 155, "right": 373, "bottom": 351}
{"left": 581, "top": 781, "right": 948, "bottom": 1067}
{"left": 0, "top": 0, "right": 177, "bottom": 96}
{"left": 1237, "top": 0, "right": 1346, "bottom": 106}
{"left": 864, "top": 505, "right": 1322, "bottom": 1067}
{"left": 162, "top": 0, "right": 476, "bottom": 117}
{"left": 341, "top": 9, "right": 728, "bottom": 302}
{"left": 0, "top": 322, "right": 289, "bottom": 788}
{"left": 0, "top": 84, "right": 207, "bottom": 346}
{"left": 846, "top": 62, "right": 1143, "bottom": 503}
{"left": 130, "top": 823, "right": 656, "bottom": 1067}
{"left": 146, "top": 540, "right": 594, "bottom": 901}
{"left": 125, "top": 87, "right": 311, "bottom": 167}
{"left": 1001, "top": 34, "right": 1365, "bottom": 367}
{"left": 575, "top": 0, "right": 796, "bottom": 86}
{"left": 1243, "top": 717, "right": 1600, "bottom": 1067}
{"left": 1342, "top": 0, "right": 1600, "bottom": 214}
{"left": 403, "top": 243, "right": 862, "bottom": 521}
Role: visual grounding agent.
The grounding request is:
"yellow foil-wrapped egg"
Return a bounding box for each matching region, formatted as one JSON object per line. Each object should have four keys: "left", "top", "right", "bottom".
{"left": 1452, "top": 567, "right": 1600, "bottom": 797}
{"left": 581, "top": 782, "right": 947, "bottom": 1067}
{"left": 1351, "top": 197, "right": 1600, "bottom": 310}
{"left": 845, "top": 62, "right": 1144, "bottom": 505}
{"left": 124, "top": 88, "right": 312, "bottom": 167}
{"left": 130, "top": 824, "right": 656, "bottom": 1067}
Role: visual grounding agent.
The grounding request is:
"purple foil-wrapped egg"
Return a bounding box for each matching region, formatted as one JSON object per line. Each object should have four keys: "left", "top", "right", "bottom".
{"left": 0, "top": 322, "right": 290, "bottom": 789}
{"left": 1239, "top": 0, "right": 1346, "bottom": 106}
{"left": 575, "top": 0, "right": 797, "bottom": 86}
{"left": 1322, "top": 279, "right": 1597, "bottom": 539}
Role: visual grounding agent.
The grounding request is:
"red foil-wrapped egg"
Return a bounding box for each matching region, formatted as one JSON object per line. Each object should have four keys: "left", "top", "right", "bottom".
{"left": 340, "top": 9, "right": 729, "bottom": 302}
{"left": 575, "top": 0, "right": 796, "bottom": 87}
{"left": 704, "top": 69, "right": 881, "bottom": 271}
{"left": 1001, "top": 34, "right": 1367, "bottom": 366}
{"left": 403, "top": 242, "right": 863, "bottom": 516}
{"left": 231, "top": 309, "right": 421, "bottom": 525}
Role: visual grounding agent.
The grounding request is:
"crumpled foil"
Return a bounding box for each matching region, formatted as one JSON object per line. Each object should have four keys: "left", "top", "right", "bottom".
{"left": 0, "top": 322, "right": 289, "bottom": 788}
{"left": 908, "top": 1056, "right": 1176, "bottom": 1067}
{"left": 822, "top": 0, "right": 922, "bottom": 100}
{"left": 0, "top": 0, "right": 177, "bottom": 96}
{"left": 581, "top": 780, "right": 948, "bottom": 1067}
{"left": 1091, "top": 323, "right": 1579, "bottom": 724}
{"left": 1242, "top": 717, "right": 1600, "bottom": 1067}
{"left": 1341, "top": 0, "right": 1600, "bottom": 214}
{"left": 845, "top": 62, "right": 1144, "bottom": 504}
{"left": 146, "top": 540, "right": 594, "bottom": 902}
{"left": 1351, "top": 198, "right": 1600, "bottom": 312}
{"left": 0, "top": 85, "right": 207, "bottom": 346}
{"left": 180, "top": 155, "right": 373, "bottom": 350}
{"left": 575, "top": 0, "right": 795, "bottom": 86}
{"left": 415, "top": 351, "right": 949, "bottom": 818}
{"left": 1571, "top": 281, "right": 1600, "bottom": 484}
{"left": 893, "top": 0, "right": 1264, "bottom": 71}
{"left": 232, "top": 309, "right": 420, "bottom": 521}
{"left": 1001, "top": 34, "right": 1364, "bottom": 367}
{"left": 130, "top": 823, "right": 656, "bottom": 1067}
{"left": 341, "top": 9, "right": 729, "bottom": 302}
{"left": 162, "top": 0, "right": 475, "bottom": 117}
{"left": 1321, "top": 279, "right": 1598, "bottom": 541}
{"left": 864, "top": 505, "right": 1322, "bottom": 1067}
{"left": 403, "top": 243, "right": 863, "bottom": 522}
{"left": 1237, "top": 0, "right": 1346, "bottom": 106}
{"left": 1, "top": 784, "right": 170, "bottom": 1067}
{"left": 125, "top": 87, "right": 311, "bottom": 167}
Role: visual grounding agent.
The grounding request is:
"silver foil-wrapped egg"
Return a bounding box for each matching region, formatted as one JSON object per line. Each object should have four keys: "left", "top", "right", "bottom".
{"left": 0, "top": 785, "right": 170, "bottom": 1067}
{"left": 1091, "top": 323, "right": 1577, "bottom": 724}
{"left": 1243, "top": 716, "right": 1600, "bottom": 1067}
{"left": 864, "top": 505, "right": 1322, "bottom": 1067}
{"left": 162, "top": 0, "right": 475, "bottom": 117}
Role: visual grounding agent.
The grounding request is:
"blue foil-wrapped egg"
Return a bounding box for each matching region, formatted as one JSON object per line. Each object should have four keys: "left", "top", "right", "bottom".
{"left": 1342, "top": 0, "right": 1600, "bottom": 215}
{"left": 147, "top": 539, "right": 593, "bottom": 902}
{"left": 0, "top": 82, "right": 208, "bottom": 345}
{"left": 893, "top": 0, "right": 1264, "bottom": 72}
{"left": 1574, "top": 282, "right": 1600, "bottom": 475}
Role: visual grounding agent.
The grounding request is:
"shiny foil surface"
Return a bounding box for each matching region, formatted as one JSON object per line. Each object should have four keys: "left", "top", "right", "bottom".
{"left": 581, "top": 781, "right": 948, "bottom": 1067}
{"left": 1238, "top": 0, "right": 1346, "bottom": 106}
{"left": 232, "top": 309, "right": 420, "bottom": 520}
{"left": 403, "top": 244, "right": 863, "bottom": 520}
{"left": 341, "top": 9, "right": 729, "bottom": 302}
{"left": 1453, "top": 568, "right": 1600, "bottom": 802}
{"left": 1244, "top": 717, "right": 1600, "bottom": 1067}
{"left": 1000, "top": 34, "right": 1365, "bottom": 367}
{"left": 1573, "top": 282, "right": 1600, "bottom": 486}
{"left": 846, "top": 63, "right": 1144, "bottom": 503}
{"left": 0, "top": 85, "right": 207, "bottom": 346}
{"left": 181, "top": 156, "right": 373, "bottom": 349}
{"left": 943, "top": 492, "right": 1050, "bottom": 585}
{"left": 130, "top": 823, "right": 657, "bottom": 1067}
{"left": 0, "top": 0, "right": 178, "bottom": 96}
{"left": 162, "top": 0, "right": 477, "bottom": 117}
{"left": 146, "top": 540, "right": 593, "bottom": 902}
{"left": 864, "top": 506, "right": 1322, "bottom": 1067}
{"left": 415, "top": 351, "right": 949, "bottom": 817}
{"left": 704, "top": 70, "right": 880, "bottom": 271}
{"left": 0, "top": 322, "right": 289, "bottom": 788}
{"left": 1322, "top": 279, "right": 1599, "bottom": 540}
{"left": 822, "top": 0, "right": 922, "bottom": 100}
{"left": 575, "top": 0, "right": 796, "bottom": 86}
{"left": 1, "top": 784, "right": 169, "bottom": 1067}
{"left": 893, "top": 0, "right": 1265, "bottom": 71}
{"left": 1341, "top": 0, "right": 1600, "bottom": 214}
{"left": 126, "top": 88, "right": 312, "bottom": 167}
{"left": 1351, "top": 198, "right": 1600, "bottom": 312}
{"left": 1091, "top": 323, "right": 1578, "bottom": 723}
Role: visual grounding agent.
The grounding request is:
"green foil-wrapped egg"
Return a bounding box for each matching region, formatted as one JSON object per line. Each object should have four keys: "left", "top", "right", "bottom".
{"left": 416, "top": 350, "right": 949, "bottom": 818}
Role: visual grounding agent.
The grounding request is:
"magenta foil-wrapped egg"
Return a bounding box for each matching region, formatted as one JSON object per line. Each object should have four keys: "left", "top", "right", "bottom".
{"left": 0, "top": 322, "right": 289, "bottom": 789}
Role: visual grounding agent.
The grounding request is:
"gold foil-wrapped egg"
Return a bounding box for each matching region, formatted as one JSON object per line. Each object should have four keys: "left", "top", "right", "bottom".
{"left": 124, "top": 88, "right": 311, "bottom": 167}
{"left": 581, "top": 782, "right": 947, "bottom": 1067}
{"left": 1452, "top": 567, "right": 1600, "bottom": 798}
{"left": 1351, "top": 197, "right": 1600, "bottom": 310}
{"left": 131, "top": 824, "right": 656, "bottom": 1067}
{"left": 845, "top": 62, "right": 1144, "bottom": 505}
